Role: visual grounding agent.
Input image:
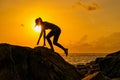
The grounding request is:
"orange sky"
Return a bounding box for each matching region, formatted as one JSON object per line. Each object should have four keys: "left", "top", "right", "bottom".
{"left": 0, "top": 0, "right": 120, "bottom": 53}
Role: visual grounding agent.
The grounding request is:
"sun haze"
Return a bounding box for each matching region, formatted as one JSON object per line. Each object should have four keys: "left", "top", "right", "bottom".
{"left": 34, "top": 25, "right": 41, "bottom": 32}
{"left": 0, "top": 0, "right": 120, "bottom": 53}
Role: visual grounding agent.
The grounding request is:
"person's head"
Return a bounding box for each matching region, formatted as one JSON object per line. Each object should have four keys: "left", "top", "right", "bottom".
{"left": 35, "top": 17, "right": 42, "bottom": 25}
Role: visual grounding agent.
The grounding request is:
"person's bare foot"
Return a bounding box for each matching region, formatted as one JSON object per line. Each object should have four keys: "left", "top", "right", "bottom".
{"left": 65, "top": 48, "right": 68, "bottom": 56}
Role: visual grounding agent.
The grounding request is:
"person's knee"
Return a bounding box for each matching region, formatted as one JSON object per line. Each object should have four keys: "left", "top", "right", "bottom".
{"left": 46, "top": 36, "right": 50, "bottom": 40}
{"left": 53, "top": 41, "right": 57, "bottom": 45}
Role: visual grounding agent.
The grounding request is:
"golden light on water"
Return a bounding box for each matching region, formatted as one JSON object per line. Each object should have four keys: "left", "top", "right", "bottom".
{"left": 34, "top": 25, "right": 41, "bottom": 32}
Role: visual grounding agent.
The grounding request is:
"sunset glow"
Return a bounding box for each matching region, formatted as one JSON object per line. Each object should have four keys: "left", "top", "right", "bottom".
{"left": 0, "top": 0, "right": 120, "bottom": 53}
{"left": 34, "top": 25, "right": 41, "bottom": 32}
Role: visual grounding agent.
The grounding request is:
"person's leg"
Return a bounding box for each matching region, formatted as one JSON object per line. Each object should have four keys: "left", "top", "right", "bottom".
{"left": 46, "top": 31, "right": 54, "bottom": 51}
{"left": 53, "top": 30, "right": 68, "bottom": 56}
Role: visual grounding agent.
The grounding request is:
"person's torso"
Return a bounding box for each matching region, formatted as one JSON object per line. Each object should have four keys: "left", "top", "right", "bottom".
{"left": 42, "top": 22, "right": 60, "bottom": 31}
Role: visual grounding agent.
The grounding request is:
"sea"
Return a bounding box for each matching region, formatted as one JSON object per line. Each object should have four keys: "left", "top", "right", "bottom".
{"left": 61, "top": 53, "right": 107, "bottom": 65}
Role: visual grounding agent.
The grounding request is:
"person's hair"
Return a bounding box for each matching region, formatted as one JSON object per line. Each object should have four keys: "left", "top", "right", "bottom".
{"left": 35, "top": 17, "right": 42, "bottom": 25}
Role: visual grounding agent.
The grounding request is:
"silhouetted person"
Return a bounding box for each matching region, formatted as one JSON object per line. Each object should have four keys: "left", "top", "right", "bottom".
{"left": 35, "top": 17, "right": 68, "bottom": 56}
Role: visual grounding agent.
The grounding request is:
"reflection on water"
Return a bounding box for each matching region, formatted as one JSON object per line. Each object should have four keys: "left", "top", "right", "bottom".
{"left": 61, "top": 53, "right": 106, "bottom": 65}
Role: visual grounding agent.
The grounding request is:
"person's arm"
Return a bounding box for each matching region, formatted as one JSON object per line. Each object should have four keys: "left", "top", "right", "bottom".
{"left": 43, "top": 30, "right": 46, "bottom": 46}
{"left": 37, "top": 29, "right": 44, "bottom": 45}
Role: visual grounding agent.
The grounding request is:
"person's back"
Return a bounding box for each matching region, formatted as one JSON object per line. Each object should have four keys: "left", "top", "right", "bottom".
{"left": 42, "top": 22, "right": 60, "bottom": 31}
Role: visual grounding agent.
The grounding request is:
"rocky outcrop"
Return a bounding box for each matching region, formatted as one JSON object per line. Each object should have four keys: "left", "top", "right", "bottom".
{"left": 0, "top": 43, "right": 82, "bottom": 80}
{"left": 1, "top": 43, "right": 120, "bottom": 80}
{"left": 82, "top": 72, "right": 110, "bottom": 80}
{"left": 77, "top": 51, "right": 120, "bottom": 80}
{"left": 99, "top": 51, "right": 120, "bottom": 78}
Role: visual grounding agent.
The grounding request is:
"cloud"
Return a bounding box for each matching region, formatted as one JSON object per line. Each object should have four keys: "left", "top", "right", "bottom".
{"left": 69, "top": 32, "right": 120, "bottom": 53}
{"left": 20, "top": 24, "right": 24, "bottom": 27}
{"left": 94, "top": 32, "right": 120, "bottom": 49}
{"left": 72, "top": 1, "right": 100, "bottom": 11}
{"left": 79, "top": 35, "right": 88, "bottom": 43}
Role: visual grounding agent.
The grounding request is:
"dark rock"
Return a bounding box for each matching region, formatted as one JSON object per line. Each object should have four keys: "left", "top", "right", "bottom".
{"left": 98, "top": 51, "right": 120, "bottom": 78}
{"left": 95, "top": 57, "right": 104, "bottom": 63}
{"left": 82, "top": 72, "right": 110, "bottom": 80}
{"left": 77, "top": 51, "right": 120, "bottom": 79}
{"left": 76, "top": 64, "right": 91, "bottom": 77}
{"left": 76, "top": 61, "right": 100, "bottom": 77}
{"left": 0, "top": 43, "right": 82, "bottom": 80}
{"left": 106, "top": 51, "right": 120, "bottom": 57}
{"left": 76, "top": 64, "right": 90, "bottom": 70}
{"left": 111, "top": 78, "right": 120, "bottom": 80}
{"left": 90, "top": 72, "right": 110, "bottom": 80}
